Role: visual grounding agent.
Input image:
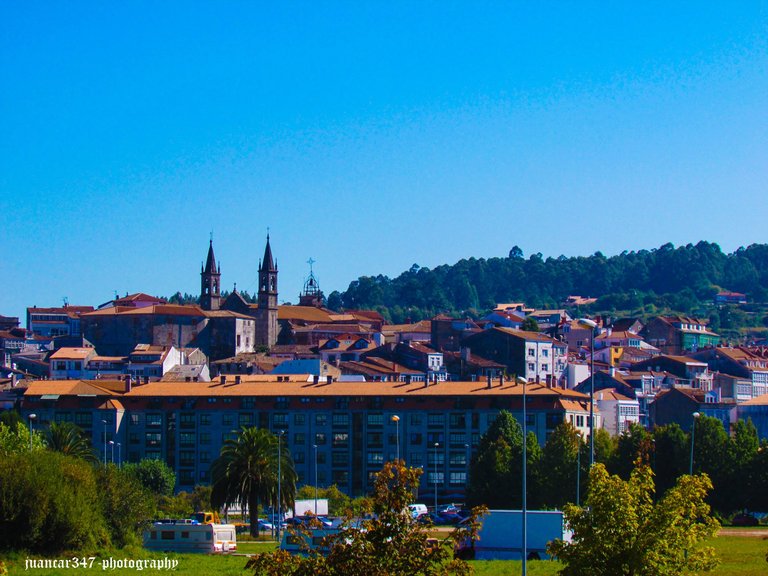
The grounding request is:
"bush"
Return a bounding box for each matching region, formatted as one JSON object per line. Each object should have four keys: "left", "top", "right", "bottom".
{"left": 0, "top": 451, "right": 109, "bottom": 553}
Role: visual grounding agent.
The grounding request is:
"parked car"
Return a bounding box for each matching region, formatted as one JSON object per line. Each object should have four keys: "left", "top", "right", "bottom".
{"left": 731, "top": 513, "right": 759, "bottom": 527}
{"left": 257, "top": 519, "right": 274, "bottom": 531}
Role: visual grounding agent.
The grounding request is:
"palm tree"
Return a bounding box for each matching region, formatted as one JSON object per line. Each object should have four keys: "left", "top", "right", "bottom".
{"left": 211, "top": 426, "right": 296, "bottom": 537}
{"left": 44, "top": 421, "right": 98, "bottom": 463}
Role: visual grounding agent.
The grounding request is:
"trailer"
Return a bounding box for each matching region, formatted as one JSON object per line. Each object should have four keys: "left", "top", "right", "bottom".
{"left": 143, "top": 520, "right": 237, "bottom": 553}
{"left": 457, "top": 510, "right": 570, "bottom": 561}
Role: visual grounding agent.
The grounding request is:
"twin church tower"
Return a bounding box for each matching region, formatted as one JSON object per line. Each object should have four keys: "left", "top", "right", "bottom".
{"left": 199, "top": 236, "right": 278, "bottom": 348}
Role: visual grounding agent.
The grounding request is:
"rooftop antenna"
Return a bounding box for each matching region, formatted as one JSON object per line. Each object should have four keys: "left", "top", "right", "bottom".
{"left": 62, "top": 296, "right": 69, "bottom": 307}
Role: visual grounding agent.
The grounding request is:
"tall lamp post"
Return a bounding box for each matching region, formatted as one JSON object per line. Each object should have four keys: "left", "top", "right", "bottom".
{"left": 28, "top": 413, "right": 36, "bottom": 451}
{"left": 101, "top": 419, "right": 107, "bottom": 467}
{"left": 689, "top": 412, "right": 700, "bottom": 475}
{"left": 117, "top": 442, "right": 121, "bottom": 469}
{"left": 578, "top": 318, "right": 598, "bottom": 466}
{"left": 277, "top": 430, "right": 284, "bottom": 545}
{"left": 313, "top": 444, "right": 318, "bottom": 516}
{"left": 576, "top": 437, "right": 581, "bottom": 506}
{"left": 108, "top": 440, "right": 115, "bottom": 464}
{"left": 516, "top": 375, "right": 528, "bottom": 576}
{"left": 433, "top": 442, "right": 439, "bottom": 513}
{"left": 391, "top": 415, "right": 400, "bottom": 462}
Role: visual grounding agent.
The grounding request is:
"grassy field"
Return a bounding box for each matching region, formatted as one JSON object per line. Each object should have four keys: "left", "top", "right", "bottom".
{"left": 3, "top": 534, "right": 766, "bottom": 575}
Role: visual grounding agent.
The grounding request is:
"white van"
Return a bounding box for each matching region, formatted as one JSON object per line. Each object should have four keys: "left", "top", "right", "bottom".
{"left": 408, "top": 504, "right": 428, "bottom": 519}
{"left": 144, "top": 520, "right": 237, "bottom": 553}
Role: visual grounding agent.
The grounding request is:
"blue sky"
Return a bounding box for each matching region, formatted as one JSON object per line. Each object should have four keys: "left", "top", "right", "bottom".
{"left": 2, "top": 2, "right": 767, "bottom": 321}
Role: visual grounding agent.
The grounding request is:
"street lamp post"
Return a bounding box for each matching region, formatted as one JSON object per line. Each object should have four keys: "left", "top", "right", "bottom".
{"left": 433, "top": 442, "right": 439, "bottom": 513}
{"left": 109, "top": 440, "right": 115, "bottom": 464}
{"left": 578, "top": 318, "right": 598, "bottom": 466}
{"left": 391, "top": 415, "right": 400, "bottom": 462}
{"left": 517, "top": 375, "right": 528, "bottom": 576}
{"left": 277, "top": 430, "right": 284, "bottom": 545}
{"left": 576, "top": 438, "right": 581, "bottom": 506}
{"left": 313, "top": 444, "right": 318, "bottom": 516}
{"left": 117, "top": 442, "right": 121, "bottom": 469}
{"left": 101, "top": 419, "right": 107, "bottom": 467}
{"left": 689, "top": 412, "right": 700, "bottom": 475}
{"left": 28, "top": 413, "right": 36, "bottom": 451}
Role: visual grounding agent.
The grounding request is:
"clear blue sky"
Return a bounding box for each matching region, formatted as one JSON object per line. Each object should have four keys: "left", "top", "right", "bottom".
{"left": 2, "top": 2, "right": 767, "bottom": 322}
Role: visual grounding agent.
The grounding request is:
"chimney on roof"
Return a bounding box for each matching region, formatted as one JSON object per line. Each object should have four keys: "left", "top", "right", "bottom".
{"left": 193, "top": 376, "right": 199, "bottom": 382}
{"left": 124, "top": 374, "right": 131, "bottom": 393}
{"left": 326, "top": 375, "right": 333, "bottom": 385}
{"left": 461, "top": 347, "right": 471, "bottom": 361}
{"left": 313, "top": 374, "right": 319, "bottom": 385}
{"left": 143, "top": 375, "right": 149, "bottom": 385}
{"left": 185, "top": 376, "right": 191, "bottom": 382}
{"left": 499, "top": 374, "right": 504, "bottom": 387}
{"left": 405, "top": 374, "right": 411, "bottom": 385}
{"left": 486, "top": 374, "right": 492, "bottom": 389}
{"left": 235, "top": 375, "right": 241, "bottom": 385}
{"left": 220, "top": 375, "right": 226, "bottom": 385}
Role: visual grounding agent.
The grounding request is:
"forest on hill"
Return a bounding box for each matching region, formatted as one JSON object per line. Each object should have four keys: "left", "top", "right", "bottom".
{"left": 325, "top": 241, "right": 768, "bottom": 337}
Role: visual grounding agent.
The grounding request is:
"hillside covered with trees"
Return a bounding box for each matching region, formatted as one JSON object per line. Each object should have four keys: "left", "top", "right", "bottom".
{"left": 327, "top": 241, "right": 768, "bottom": 336}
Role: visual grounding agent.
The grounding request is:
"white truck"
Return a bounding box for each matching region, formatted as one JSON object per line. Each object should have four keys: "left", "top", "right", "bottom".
{"left": 287, "top": 498, "right": 329, "bottom": 519}
{"left": 458, "top": 510, "right": 571, "bottom": 561}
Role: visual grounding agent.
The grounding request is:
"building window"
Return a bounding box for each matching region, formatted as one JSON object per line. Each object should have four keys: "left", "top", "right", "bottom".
{"left": 146, "top": 414, "right": 162, "bottom": 427}
{"left": 180, "top": 413, "right": 195, "bottom": 428}
{"left": 449, "top": 433, "right": 466, "bottom": 445}
{"left": 145, "top": 433, "right": 161, "bottom": 447}
{"left": 449, "top": 472, "right": 467, "bottom": 485}
{"left": 179, "top": 433, "right": 195, "bottom": 447}
{"left": 427, "top": 413, "right": 445, "bottom": 427}
{"left": 180, "top": 451, "right": 195, "bottom": 466}
{"left": 333, "top": 433, "right": 348, "bottom": 447}
{"left": 367, "top": 413, "right": 384, "bottom": 427}
{"left": 367, "top": 452, "right": 384, "bottom": 465}
{"left": 410, "top": 414, "right": 422, "bottom": 426}
{"left": 449, "top": 414, "right": 466, "bottom": 428}
{"left": 273, "top": 413, "right": 288, "bottom": 427}
{"left": 427, "top": 432, "right": 444, "bottom": 444}
{"left": 315, "top": 414, "right": 327, "bottom": 426}
{"left": 294, "top": 413, "right": 306, "bottom": 425}
{"left": 332, "top": 452, "right": 348, "bottom": 465}
{"left": 332, "top": 413, "right": 349, "bottom": 427}
{"left": 242, "top": 397, "right": 255, "bottom": 409}
{"left": 315, "top": 433, "right": 327, "bottom": 445}
{"left": 295, "top": 433, "right": 305, "bottom": 445}
{"left": 129, "top": 414, "right": 140, "bottom": 426}
{"left": 200, "top": 432, "right": 211, "bottom": 445}
{"left": 332, "top": 470, "right": 349, "bottom": 485}
{"left": 528, "top": 363, "right": 535, "bottom": 371}
{"left": 528, "top": 348, "right": 535, "bottom": 356}
{"left": 222, "top": 414, "right": 234, "bottom": 427}
{"left": 199, "top": 413, "right": 211, "bottom": 426}
{"left": 449, "top": 452, "right": 467, "bottom": 465}
{"left": 367, "top": 432, "right": 383, "bottom": 446}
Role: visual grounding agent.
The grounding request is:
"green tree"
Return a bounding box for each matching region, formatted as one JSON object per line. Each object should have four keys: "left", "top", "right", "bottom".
{"left": 611, "top": 423, "right": 653, "bottom": 479}
{"left": 44, "top": 421, "right": 98, "bottom": 463}
{"left": 548, "top": 463, "right": 719, "bottom": 576}
{"left": 296, "top": 484, "right": 352, "bottom": 516}
{"left": 521, "top": 316, "right": 540, "bottom": 332}
{"left": 652, "top": 424, "right": 688, "bottom": 496}
{"left": 0, "top": 421, "right": 44, "bottom": 456}
{"left": 537, "top": 423, "right": 581, "bottom": 508}
{"left": 211, "top": 427, "right": 296, "bottom": 537}
{"left": 246, "top": 460, "right": 486, "bottom": 576}
{"left": 97, "top": 464, "right": 156, "bottom": 547}
{"left": 0, "top": 451, "right": 109, "bottom": 553}
{"left": 466, "top": 411, "right": 523, "bottom": 508}
{"left": 724, "top": 419, "right": 760, "bottom": 512}
{"left": 123, "top": 459, "right": 176, "bottom": 496}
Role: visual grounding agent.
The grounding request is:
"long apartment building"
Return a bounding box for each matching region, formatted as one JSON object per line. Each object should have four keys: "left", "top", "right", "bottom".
{"left": 21, "top": 375, "right": 596, "bottom": 500}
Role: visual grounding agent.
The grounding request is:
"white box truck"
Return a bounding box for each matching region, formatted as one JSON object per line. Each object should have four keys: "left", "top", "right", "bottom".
{"left": 289, "top": 498, "right": 329, "bottom": 518}
{"left": 458, "top": 510, "right": 571, "bottom": 561}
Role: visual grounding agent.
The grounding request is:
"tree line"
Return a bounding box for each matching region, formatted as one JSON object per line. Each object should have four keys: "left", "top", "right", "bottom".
{"left": 467, "top": 411, "right": 768, "bottom": 519}
{"left": 326, "top": 241, "right": 768, "bottom": 327}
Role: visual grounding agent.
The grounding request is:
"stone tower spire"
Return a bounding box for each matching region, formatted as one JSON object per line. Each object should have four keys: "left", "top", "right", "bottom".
{"left": 200, "top": 238, "right": 221, "bottom": 311}
{"left": 256, "top": 234, "right": 278, "bottom": 347}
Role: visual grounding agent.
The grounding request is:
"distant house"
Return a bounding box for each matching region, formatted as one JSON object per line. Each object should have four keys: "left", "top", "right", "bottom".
{"left": 690, "top": 346, "right": 768, "bottom": 399}
{"left": 483, "top": 310, "right": 525, "bottom": 330}
{"left": 443, "top": 348, "right": 506, "bottom": 381}
{"left": 595, "top": 389, "right": 641, "bottom": 436}
{"left": 563, "top": 295, "right": 597, "bottom": 307}
{"left": 430, "top": 316, "right": 482, "bottom": 352}
{"left": 381, "top": 320, "right": 431, "bottom": 344}
{"left": 643, "top": 316, "right": 720, "bottom": 355}
{"left": 0, "top": 315, "right": 20, "bottom": 331}
{"left": 27, "top": 304, "right": 94, "bottom": 337}
{"left": 527, "top": 309, "right": 571, "bottom": 330}
{"left": 736, "top": 394, "right": 768, "bottom": 440}
{"left": 49, "top": 347, "right": 97, "bottom": 379}
{"left": 630, "top": 355, "right": 714, "bottom": 391}
{"left": 460, "top": 327, "right": 567, "bottom": 384}
{"left": 715, "top": 291, "right": 747, "bottom": 305}
{"left": 650, "top": 387, "right": 734, "bottom": 432}
{"left": 318, "top": 335, "right": 378, "bottom": 364}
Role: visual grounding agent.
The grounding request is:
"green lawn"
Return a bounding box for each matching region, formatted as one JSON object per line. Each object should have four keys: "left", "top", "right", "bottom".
{"left": 3, "top": 534, "right": 766, "bottom": 575}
